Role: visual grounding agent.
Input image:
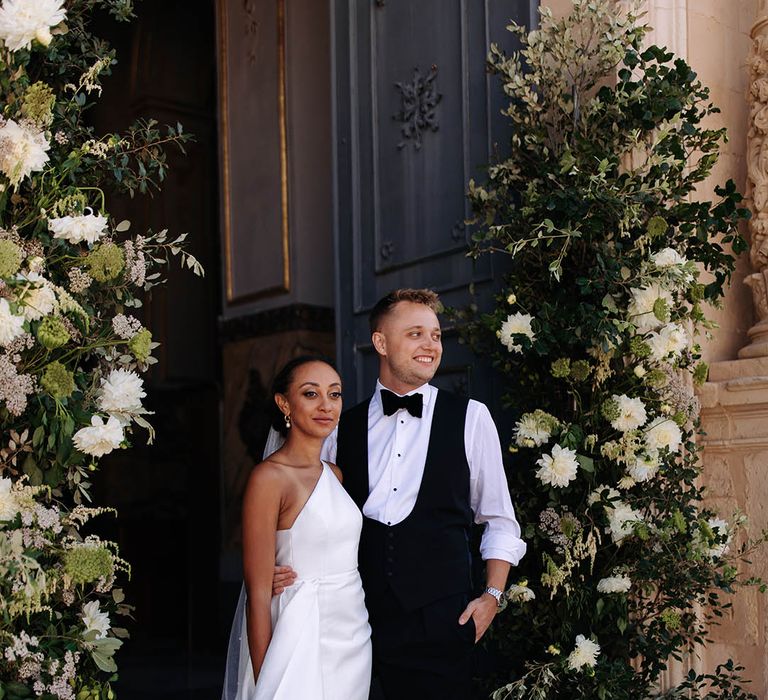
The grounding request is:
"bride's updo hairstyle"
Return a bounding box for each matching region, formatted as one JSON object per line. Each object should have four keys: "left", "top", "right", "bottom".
{"left": 270, "top": 355, "right": 337, "bottom": 437}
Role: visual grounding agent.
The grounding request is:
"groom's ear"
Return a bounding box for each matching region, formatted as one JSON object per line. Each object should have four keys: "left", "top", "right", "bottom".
{"left": 371, "top": 331, "right": 386, "bottom": 356}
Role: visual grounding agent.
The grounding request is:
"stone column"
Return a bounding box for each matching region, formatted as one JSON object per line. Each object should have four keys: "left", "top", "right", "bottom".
{"left": 741, "top": 1, "right": 768, "bottom": 359}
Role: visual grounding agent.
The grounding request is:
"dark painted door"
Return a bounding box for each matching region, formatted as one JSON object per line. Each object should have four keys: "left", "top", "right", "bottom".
{"left": 333, "top": 0, "right": 538, "bottom": 404}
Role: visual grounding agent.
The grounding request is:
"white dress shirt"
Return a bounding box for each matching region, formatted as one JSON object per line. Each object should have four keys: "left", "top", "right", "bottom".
{"left": 322, "top": 381, "right": 527, "bottom": 565}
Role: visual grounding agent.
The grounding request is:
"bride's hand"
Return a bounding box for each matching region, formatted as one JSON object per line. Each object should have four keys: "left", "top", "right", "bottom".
{"left": 272, "top": 565, "right": 297, "bottom": 595}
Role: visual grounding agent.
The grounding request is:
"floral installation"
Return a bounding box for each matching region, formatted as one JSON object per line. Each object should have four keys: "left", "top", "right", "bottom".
{"left": 454, "top": 1, "right": 767, "bottom": 698}
{"left": 0, "top": 1, "right": 202, "bottom": 697}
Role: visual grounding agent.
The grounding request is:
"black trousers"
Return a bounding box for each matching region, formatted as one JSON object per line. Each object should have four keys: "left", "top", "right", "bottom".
{"left": 367, "top": 588, "right": 476, "bottom": 700}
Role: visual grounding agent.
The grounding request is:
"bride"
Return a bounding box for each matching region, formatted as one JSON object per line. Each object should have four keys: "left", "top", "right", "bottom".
{"left": 222, "top": 356, "right": 372, "bottom": 700}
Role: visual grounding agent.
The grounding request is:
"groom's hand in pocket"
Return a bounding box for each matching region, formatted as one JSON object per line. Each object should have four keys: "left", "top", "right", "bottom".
{"left": 272, "top": 565, "right": 297, "bottom": 595}
{"left": 458, "top": 594, "right": 498, "bottom": 643}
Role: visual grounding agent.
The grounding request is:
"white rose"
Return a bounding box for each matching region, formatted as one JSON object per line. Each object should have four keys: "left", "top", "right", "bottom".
{"left": 80, "top": 600, "right": 110, "bottom": 640}
{"left": 0, "top": 477, "right": 19, "bottom": 521}
{"left": 566, "top": 634, "right": 601, "bottom": 671}
{"left": 97, "top": 369, "right": 146, "bottom": 421}
{"left": 651, "top": 248, "right": 687, "bottom": 268}
{"left": 535, "top": 444, "right": 579, "bottom": 488}
{"left": 0, "top": 119, "right": 50, "bottom": 186}
{"left": 0, "top": 297, "right": 25, "bottom": 347}
{"left": 499, "top": 312, "right": 535, "bottom": 353}
{"left": 597, "top": 575, "right": 632, "bottom": 594}
{"left": 0, "top": 0, "right": 66, "bottom": 51}
{"left": 73, "top": 415, "right": 124, "bottom": 457}
{"left": 627, "top": 284, "right": 674, "bottom": 332}
{"left": 644, "top": 419, "right": 683, "bottom": 454}
{"left": 49, "top": 211, "right": 109, "bottom": 245}
{"left": 610, "top": 394, "right": 647, "bottom": 432}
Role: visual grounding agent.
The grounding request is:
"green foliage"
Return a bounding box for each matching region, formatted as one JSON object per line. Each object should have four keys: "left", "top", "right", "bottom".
{"left": 456, "top": 2, "right": 764, "bottom": 697}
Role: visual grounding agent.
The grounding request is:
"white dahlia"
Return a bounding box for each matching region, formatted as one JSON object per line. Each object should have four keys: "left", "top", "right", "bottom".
{"left": 81, "top": 600, "right": 110, "bottom": 640}
{"left": 566, "top": 635, "right": 601, "bottom": 671}
{"left": 699, "top": 517, "right": 731, "bottom": 560}
{"left": 627, "top": 451, "right": 660, "bottom": 482}
{"left": 17, "top": 271, "right": 56, "bottom": 321}
{"left": 73, "top": 415, "right": 124, "bottom": 457}
{"left": 506, "top": 583, "right": 536, "bottom": 603}
{"left": 597, "top": 575, "right": 632, "bottom": 594}
{"left": 647, "top": 322, "right": 688, "bottom": 362}
{"left": 499, "top": 312, "right": 535, "bottom": 353}
{"left": 627, "top": 283, "right": 674, "bottom": 332}
{"left": 49, "top": 211, "right": 109, "bottom": 245}
{"left": 644, "top": 418, "right": 683, "bottom": 454}
{"left": 0, "top": 0, "right": 66, "bottom": 51}
{"left": 610, "top": 394, "right": 647, "bottom": 432}
{"left": 514, "top": 409, "right": 559, "bottom": 447}
{"left": 97, "top": 369, "right": 145, "bottom": 421}
{"left": 0, "top": 297, "right": 25, "bottom": 347}
{"left": 607, "top": 501, "right": 644, "bottom": 543}
{"left": 535, "top": 444, "right": 579, "bottom": 488}
{"left": 0, "top": 477, "right": 19, "bottom": 521}
{"left": 0, "top": 119, "right": 50, "bottom": 186}
{"left": 651, "top": 248, "right": 687, "bottom": 268}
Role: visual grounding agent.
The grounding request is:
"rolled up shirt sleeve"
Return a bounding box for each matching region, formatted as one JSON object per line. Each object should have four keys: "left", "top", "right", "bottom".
{"left": 466, "top": 400, "right": 527, "bottom": 565}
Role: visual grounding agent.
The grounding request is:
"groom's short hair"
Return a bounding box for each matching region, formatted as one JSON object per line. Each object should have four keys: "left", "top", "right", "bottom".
{"left": 369, "top": 288, "right": 441, "bottom": 333}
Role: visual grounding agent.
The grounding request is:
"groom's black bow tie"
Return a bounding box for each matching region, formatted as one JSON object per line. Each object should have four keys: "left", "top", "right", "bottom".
{"left": 380, "top": 389, "right": 423, "bottom": 418}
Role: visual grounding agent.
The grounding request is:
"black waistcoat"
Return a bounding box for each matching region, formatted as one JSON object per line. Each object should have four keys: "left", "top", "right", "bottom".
{"left": 336, "top": 389, "right": 473, "bottom": 613}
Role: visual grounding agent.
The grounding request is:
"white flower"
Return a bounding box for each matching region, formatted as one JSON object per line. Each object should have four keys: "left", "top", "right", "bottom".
{"left": 17, "top": 271, "right": 56, "bottom": 321}
{"left": 499, "top": 312, "right": 535, "bottom": 353}
{"left": 617, "top": 475, "right": 636, "bottom": 490}
{"left": 647, "top": 323, "right": 688, "bottom": 362}
{"left": 80, "top": 601, "right": 110, "bottom": 640}
{"left": 535, "top": 444, "right": 579, "bottom": 488}
{"left": 607, "top": 501, "right": 644, "bottom": 543}
{"left": 506, "top": 583, "right": 536, "bottom": 603}
{"left": 588, "top": 484, "right": 620, "bottom": 506}
{"left": 644, "top": 418, "right": 683, "bottom": 454}
{"left": 49, "top": 211, "right": 108, "bottom": 245}
{"left": 634, "top": 365, "right": 646, "bottom": 378}
{"left": 0, "top": 119, "right": 50, "bottom": 186}
{"left": 610, "top": 394, "right": 647, "bottom": 432}
{"left": 652, "top": 248, "right": 687, "bottom": 268}
{"left": 0, "top": 297, "right": 25, "bottom": 347}
{"left": 97, "top": 369, "right": 145, "bottom": 420}
{"left": 72, "top": 415, "right": 124, "bottom": 457}
{"left": 0, "top": 477, "right": 19, "bottom": 521}
{"left": 597, "top": 575, "right": 632, "bottom": 594}
{"left": 627, "top": 284, "right": 674, "bottom": 332}
{"left": 699, "top": 517, "right": 731, "bottom": 560}
{"left": 566, "top": 634, "right": 601, "bottom": 671}
{"left": 0, "top": 0, "right": 66, "bottom": 51}
{"left": 514, "top": 409, "right": 558, "bottom": 447}
{"left": 627, "top": 451, "right": 660, "bottom": 482}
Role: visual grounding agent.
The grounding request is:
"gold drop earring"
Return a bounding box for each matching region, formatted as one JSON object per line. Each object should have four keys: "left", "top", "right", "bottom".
{"left": 284, "top": 413, "right": 291, "bottom": 429}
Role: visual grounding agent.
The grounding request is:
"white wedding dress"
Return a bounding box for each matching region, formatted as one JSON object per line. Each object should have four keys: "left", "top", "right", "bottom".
{"left": 222, "top": 461, "right": 372, "bottom": 700}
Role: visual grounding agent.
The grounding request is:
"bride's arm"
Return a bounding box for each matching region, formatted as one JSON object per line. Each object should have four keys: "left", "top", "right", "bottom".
{"left": 242, "top": 465, "right": 283, "bottom": 680}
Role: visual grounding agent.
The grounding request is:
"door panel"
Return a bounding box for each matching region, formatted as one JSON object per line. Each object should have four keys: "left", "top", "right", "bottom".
{"left": 334, "top": 0, "right": 537, "bottom": 402}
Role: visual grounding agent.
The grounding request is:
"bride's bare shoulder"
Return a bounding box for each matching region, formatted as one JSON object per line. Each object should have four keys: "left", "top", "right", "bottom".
{"left": 245, "top": 458, "right": 289, "bottom": 492}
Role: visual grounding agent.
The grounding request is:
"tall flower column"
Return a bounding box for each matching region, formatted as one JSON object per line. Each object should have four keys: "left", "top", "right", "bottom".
{"left": 741, "top": 0, "right": 768, "bottom": 358}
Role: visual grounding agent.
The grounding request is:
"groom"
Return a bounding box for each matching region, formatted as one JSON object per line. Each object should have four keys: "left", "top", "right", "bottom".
{"left": 276, "top": 288, "right": 526, "bottom": 699}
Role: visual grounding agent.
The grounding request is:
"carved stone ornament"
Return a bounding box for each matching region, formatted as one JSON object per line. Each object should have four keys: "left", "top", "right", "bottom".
{"left": 740, "top": 6, "right": 768, "bottom": 358}
{"left": 393, "top": 65, "right": 442, "bottom": 151}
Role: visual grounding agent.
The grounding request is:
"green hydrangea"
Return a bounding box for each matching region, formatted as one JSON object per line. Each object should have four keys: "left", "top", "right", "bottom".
{"left": 629, "top": 336, "right": 651, "bottom": 359}
{"left": 660, "top": 609, "right": 681, "bottom": 631}
{"left": 0, "top": 239, "right": 23, "bottom": 278}
{"left": 22, "top": 81, "right": 56, "bottom": 127}
{"left": 570, "top": 360, "right": 591, "bottom": 382}
{"left": 128, "top": 328, "right": 152, "bottom": 362}
{"left": 40, "top": 361, "right": 75, "bottom": 400}
{"left": 645, "top": 369, "right": 668, "bottom": 389}
{"left": 647, "top": 216, "right": 668, "bottom": 239}
{"left": 693, "top": 361, "right": 709, "bottom": 386}
{"left": 601, "top": 397, "right": 620, "bottom": 422}
{"left": 689, "top": 283, "right": 705, "bottom": 303}
{"left": 86, "top": 243, "right": 125, "bottom": 282}
{"left": 64, "top": 545, "right": 114, "bottom": 585}
{"left": 37, "top": 316, "right": 70, "bottom": 350}
{"left": 672, "top": 411, "right": 688, "bottom": 427}
{"left": 550, "top": 358, "right": 570, "bottom": 378}
{"left": 652, "top": 297, "right": 670, "bottom": 323}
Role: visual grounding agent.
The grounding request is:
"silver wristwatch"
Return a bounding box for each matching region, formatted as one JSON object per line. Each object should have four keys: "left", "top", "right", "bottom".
{"left": 485, "top": 586, "right": 505, "bottom": 608}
